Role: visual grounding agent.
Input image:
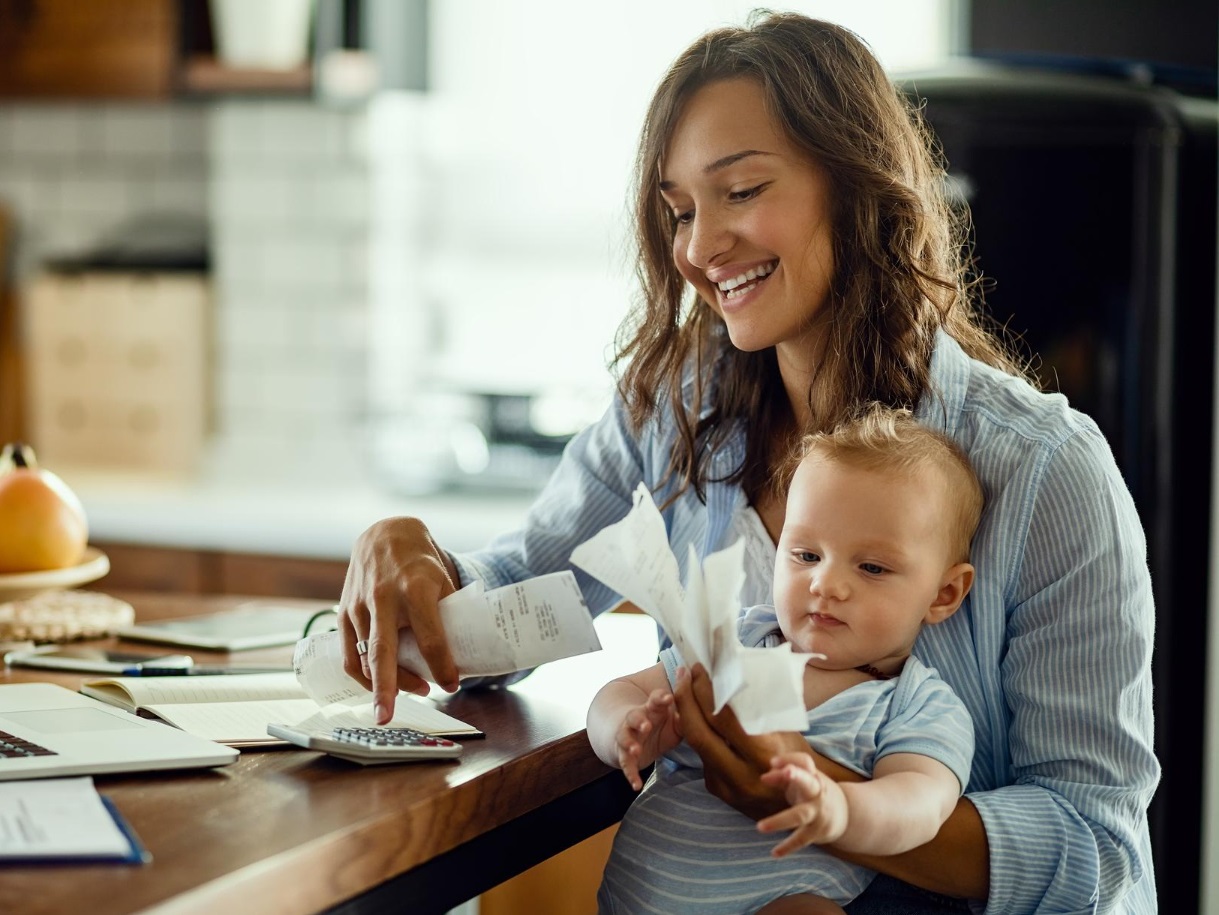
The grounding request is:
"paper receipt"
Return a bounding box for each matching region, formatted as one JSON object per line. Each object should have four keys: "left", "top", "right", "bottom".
{"left": 571, "top": 482, "right": 812, "bottom": 734}
{"left": 293, "top": 571, "right": 603, "bottom": 695}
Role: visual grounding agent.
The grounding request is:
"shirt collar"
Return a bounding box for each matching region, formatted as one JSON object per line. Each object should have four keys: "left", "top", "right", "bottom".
{"left": 915, "top": 329, "right": 970, "bottom": 439}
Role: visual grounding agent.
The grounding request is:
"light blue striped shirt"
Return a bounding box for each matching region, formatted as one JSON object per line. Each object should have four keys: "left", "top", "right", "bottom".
{"left": 453, "top": 331, "right": 1159, "bottom": 913}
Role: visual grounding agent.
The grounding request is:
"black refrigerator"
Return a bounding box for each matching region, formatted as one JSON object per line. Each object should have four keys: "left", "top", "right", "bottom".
{"left": 902, "top": 63, "right": 1218, "bottom": 910}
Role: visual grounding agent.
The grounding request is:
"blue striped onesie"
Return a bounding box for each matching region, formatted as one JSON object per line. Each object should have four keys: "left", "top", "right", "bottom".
{"left": 596, "top": 606, "right": 975, "bottom": 913}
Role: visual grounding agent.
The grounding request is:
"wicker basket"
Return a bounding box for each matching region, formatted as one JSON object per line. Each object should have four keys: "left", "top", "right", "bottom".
{"left": 0, "top": 590, "right": 135, "bottom": 643}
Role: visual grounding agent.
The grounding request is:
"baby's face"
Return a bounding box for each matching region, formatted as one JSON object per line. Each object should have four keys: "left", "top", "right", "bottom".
{"left": 773, "top": 456, "right": 955, "bottom": 675}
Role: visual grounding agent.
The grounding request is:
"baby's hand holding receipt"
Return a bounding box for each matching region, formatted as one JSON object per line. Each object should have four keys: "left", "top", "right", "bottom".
{"left": 571, "top": 483, "right": 812, "bottom": 734}
{"left": 275, "top": 572, "right": 604, "bottom": 762}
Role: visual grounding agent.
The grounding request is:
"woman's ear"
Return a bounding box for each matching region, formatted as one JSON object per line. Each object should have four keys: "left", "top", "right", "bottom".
{"left": 924, "top": 562, "right": 974, "bottom": 625}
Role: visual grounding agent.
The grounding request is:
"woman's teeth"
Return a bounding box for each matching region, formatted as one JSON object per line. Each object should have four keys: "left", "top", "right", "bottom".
{"left": 717, "top": 262, "right": 776, "bottom": 299}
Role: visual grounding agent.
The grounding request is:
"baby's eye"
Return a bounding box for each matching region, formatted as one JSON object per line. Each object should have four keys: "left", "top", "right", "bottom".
{"left": 794, "top": 550, "right": 820, "bottom": 564}
{"left": 860, "top": 563, "right": 886, "bottom": 575}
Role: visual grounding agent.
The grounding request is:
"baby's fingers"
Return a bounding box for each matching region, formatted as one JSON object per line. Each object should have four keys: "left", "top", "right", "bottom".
{"left": 624, "top": 707, "right": 654, "bottom": 738}
{"left": 756, "top": 805, "right": 811, "bottom": 836}
{"left": 767, "top": 825, "right": 817, "bottom": 859}
{"left": 645, "top": 689, "right": 674, "bottom": 711}
{"left": 622, "top": 758, "right": 644, "bottom": 791}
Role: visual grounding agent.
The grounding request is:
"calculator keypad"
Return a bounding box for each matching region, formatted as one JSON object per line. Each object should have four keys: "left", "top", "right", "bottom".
{"left": 331, "top": 727, "right": 456, "bottom": 749}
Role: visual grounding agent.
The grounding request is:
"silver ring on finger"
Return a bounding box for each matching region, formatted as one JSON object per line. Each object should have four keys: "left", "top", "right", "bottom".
{"left": 355, "top": 639, "right": 370, "bottom": 656}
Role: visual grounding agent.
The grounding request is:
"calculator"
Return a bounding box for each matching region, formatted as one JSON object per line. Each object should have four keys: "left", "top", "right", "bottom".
{"left": 267, "top": 723, "right": 463, "bottom": 764}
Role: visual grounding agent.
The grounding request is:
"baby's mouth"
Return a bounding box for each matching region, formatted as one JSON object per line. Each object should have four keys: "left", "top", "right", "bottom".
{"left": 716, "top": 260, "right": 778, "bottom": 300}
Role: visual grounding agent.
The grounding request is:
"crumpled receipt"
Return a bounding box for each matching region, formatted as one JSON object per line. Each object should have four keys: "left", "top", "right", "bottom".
{"left": 294, "top": 571, "right": 604, "bottom": 705}
{"left": 570, "top": 483, "right": 814, "bottom": 734}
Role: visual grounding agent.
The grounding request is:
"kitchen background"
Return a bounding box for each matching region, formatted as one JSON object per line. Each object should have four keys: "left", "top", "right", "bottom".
{"left": 0, "top": 0, "right": 949, "bottom": 495}
{"left": 1, "top": 1, "right": 1217, "bottom": 913}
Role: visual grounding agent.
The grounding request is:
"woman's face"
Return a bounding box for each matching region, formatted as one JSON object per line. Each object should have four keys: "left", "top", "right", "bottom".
{"left": 660, "top": 78, "right": 835, "bottom": 364}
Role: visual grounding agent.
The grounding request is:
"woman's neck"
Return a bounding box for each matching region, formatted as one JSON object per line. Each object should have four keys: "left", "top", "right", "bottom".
{"left": 774, "top": 325, "right": 828, "bottom": 433}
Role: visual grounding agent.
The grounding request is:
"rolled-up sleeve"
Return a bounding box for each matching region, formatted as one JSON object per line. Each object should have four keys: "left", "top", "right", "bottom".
{"left": 450, "top": 394, "right": 647, "bottom": 610}
{"left": 447, "top": 396, "right": 653, "bottom": 689}
{"left": 973, "top": 429, "right": 1159, "bottom": 913}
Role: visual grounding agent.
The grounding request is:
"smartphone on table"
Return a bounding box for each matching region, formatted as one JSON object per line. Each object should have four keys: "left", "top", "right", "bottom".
{"left": 4, "top": 645, "right": 195, "bottom": 675}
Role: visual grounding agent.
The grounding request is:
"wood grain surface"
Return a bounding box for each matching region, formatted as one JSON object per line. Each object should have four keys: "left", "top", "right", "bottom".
{"left": 0, "top": 592, "right": 657, "bottom": 915}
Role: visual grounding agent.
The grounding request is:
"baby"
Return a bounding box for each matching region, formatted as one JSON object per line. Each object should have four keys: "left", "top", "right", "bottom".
{"left": 587, "top": 405, "right": 983, "bottom": 914}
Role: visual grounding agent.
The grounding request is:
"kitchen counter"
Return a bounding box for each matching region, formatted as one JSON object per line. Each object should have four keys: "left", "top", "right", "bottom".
{"left": 72, "top": 473, "right": 537, "bottom": 562}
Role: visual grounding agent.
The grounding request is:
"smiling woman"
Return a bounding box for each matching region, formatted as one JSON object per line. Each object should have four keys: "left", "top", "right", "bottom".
{"left": 340, "top": 8, "right": 1156, "bottom": 915}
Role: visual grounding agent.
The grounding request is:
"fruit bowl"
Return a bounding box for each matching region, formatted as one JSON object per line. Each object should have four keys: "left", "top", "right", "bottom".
{"left": 0, "top": 547, "right": 110, "bottom": 604}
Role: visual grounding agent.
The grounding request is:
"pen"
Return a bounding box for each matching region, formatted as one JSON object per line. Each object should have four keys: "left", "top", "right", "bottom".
{"left": 120, "top": 667, "right": 293, "bottom": 677}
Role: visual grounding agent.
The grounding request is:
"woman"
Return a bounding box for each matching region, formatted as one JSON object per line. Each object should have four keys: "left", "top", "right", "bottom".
{"left": 338, "top": 13, "right": 1158, "bottom": 913}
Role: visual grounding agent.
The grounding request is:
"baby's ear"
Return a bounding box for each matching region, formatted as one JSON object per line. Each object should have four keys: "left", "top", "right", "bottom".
{"left": 925, "top": 563, "right": 974, "bottom": 625}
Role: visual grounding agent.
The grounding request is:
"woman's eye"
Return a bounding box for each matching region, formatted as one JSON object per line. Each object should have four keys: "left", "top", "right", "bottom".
{"left": 729, "top": 184, "right": 764, "bottom": 202}
{"left": 860, "top": 563, "right": 886, "bottom": 575}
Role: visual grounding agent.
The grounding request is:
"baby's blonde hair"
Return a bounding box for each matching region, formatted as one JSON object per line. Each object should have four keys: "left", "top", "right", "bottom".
{"left": 787, "top": 403, "right": 984, "bottom": 562}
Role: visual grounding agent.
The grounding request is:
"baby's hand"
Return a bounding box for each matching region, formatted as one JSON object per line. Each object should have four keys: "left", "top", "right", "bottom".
{"left": 756, "top": 752, "right": 848, "bottom": 856}
{"left": 615, "top": 688, "right": 675, "bottom": 790}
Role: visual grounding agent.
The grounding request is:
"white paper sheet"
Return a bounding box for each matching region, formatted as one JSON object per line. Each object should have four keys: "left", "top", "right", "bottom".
{"left": 0, "top": 777, "right": 134, "bottom": 859}
{"left": 291, "top": 570, "right": 603, "bottom": 714}
{"left": 396, "top": 571, "right": 603, "bottom": 679}
{"left": 571, "top": 482, "right": 814, "bottom": 734}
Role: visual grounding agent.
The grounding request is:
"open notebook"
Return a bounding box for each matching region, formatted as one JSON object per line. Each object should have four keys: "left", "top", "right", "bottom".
{"left": 80, "top": 672, "right": 481, "bottom": 748}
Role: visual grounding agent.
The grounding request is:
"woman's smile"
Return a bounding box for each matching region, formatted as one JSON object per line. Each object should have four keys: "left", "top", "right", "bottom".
{"left": 713, "top": 259, "right": 779, "bottom": 308}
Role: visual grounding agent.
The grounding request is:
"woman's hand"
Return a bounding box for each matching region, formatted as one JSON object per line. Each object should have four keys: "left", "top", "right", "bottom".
{"left": 673, "top": 664, "right": 826, "bottom": 820}
{"left": 614, "top": 688, "right": 677, "bottom": 790}
{"left": 757, "top": 752, "right": 849, "bottom": 856}
{"left": 337, "top": 516, "right": 460, "bottom": 723}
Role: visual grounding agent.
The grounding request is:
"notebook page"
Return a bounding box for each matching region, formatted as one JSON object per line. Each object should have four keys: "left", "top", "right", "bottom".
{"left": 144, "top": 699, "right": 320, "bottom": 745}
{"left": 84, "top": 672, "right": 306, "bottom": 709}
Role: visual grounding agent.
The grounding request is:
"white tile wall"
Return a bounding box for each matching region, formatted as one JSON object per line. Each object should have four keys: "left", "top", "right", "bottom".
{"left": 207, "top": 99, "right": 373, "bottom": 484}
{"left": 0, "top": 100, "right": 375, "bottom": 483}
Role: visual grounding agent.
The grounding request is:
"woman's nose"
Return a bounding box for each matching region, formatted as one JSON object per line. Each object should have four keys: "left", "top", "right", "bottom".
{"left": 683, "top": 210, "right": 732, "bottom": 270}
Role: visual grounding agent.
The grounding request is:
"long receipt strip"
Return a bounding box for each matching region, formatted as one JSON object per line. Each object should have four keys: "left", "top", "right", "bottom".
{"left": 288, "top": 571, "right": 603, "bottom": 733}
{"left": 571, "top": 483, "right": 813, "bottom": 734}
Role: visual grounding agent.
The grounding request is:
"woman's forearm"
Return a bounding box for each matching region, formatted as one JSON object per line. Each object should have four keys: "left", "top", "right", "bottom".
{"left": 830, "top": 796, "right": 989, "bottom": 900}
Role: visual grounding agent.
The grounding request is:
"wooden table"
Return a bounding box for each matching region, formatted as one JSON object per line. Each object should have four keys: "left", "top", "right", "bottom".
{"left": 0, "top": 593, "right": 657, "bottom": 915}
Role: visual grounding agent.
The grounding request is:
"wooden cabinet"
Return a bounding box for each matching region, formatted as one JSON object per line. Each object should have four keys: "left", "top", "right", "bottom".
{"left": 93, "top": 541, "right": 349, "bottom": 600}
{"left": 0, "top": 0, "right": 177, "bottom": 99}
{"left": 0, "top": 0, "right": 312, "bottom": 100}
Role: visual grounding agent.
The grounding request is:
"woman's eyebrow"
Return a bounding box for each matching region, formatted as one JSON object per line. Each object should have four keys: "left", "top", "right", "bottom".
{"left": 659, "top": 149, "right": 775, "bottom": 191}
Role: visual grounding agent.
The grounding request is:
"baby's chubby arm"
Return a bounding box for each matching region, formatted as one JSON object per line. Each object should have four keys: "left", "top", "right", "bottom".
{"left": 587, "top": 662, "right": 682, "bottom": 790}
{"left": 758, "top": 751, "right": 961, "bottom": 858}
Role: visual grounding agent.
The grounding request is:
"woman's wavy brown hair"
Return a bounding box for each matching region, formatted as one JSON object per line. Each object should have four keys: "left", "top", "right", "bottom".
{"left": 613, "top": 11, "right": 1025, "bottom": 505}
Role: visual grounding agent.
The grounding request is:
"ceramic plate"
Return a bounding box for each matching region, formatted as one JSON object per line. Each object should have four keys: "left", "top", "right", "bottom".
{"left": 0, "top": 547, "right": 110, "bottom": 603}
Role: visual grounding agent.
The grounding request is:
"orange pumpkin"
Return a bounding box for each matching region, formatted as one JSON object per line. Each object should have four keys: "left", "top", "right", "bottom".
{"left": 0, "top": 443, "right": 88, "bottom": 573}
